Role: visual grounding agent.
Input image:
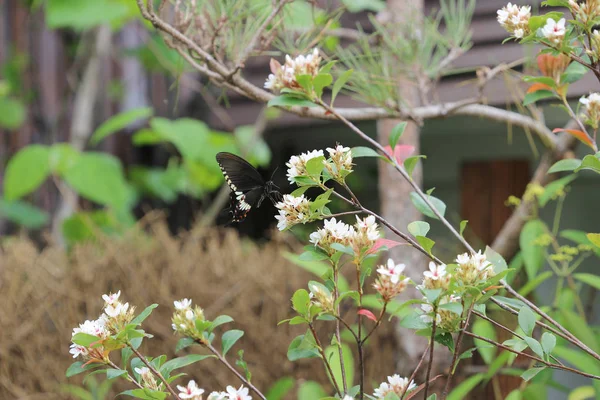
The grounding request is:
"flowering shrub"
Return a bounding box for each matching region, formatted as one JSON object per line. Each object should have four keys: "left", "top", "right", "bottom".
{"left": 64, "top": 0, "right": 600, "bottom": 399}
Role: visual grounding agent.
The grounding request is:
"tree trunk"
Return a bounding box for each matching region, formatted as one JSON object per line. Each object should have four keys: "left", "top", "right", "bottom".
{"left": 378, "top": 0, "right": 451, "bottom": 380}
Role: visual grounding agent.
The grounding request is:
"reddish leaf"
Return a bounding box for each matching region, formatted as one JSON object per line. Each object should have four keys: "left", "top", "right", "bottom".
{"left": 383, "top": 144, "right": 416, "bottom": 164}
{"left": 553, "top": 128, "right": 596, "bottom": 149}
{"left": 367, "top": 238, "right": 405, "bottom": 254}
{"left": 358, "top": 309, "right": 377, "bottom": 322}
{"left": 269, "top": 58, "right": 281, "bottom": 74}
{"left": 527, "top": 83, "right": 552, "bottom": 93}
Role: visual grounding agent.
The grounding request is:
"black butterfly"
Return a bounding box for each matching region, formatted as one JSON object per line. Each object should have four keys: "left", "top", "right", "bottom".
{"left": 216, "top": 152, "right": 282, "bottom": 222}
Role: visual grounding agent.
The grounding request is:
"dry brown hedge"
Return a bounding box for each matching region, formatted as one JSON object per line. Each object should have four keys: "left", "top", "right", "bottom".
{"left": 0, "top": 217, "right": 398, "bottom": 399}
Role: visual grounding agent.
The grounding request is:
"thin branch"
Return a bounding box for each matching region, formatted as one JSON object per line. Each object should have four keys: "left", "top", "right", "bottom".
{"left": 206, "top": 343, "right": 267, "bottom": 400}
{"left": 400, "top": 343, "right": 431, "bottom": 399}
{"left": 308, "top": 323, "right": 343, "bottom": 397}
{"left": 361, "top": 302, "right": 388, "bottom": 344}
{"left": 463, "top": 331, "right": 600, "bottom": 380}
{"left": 423, "top": 305, "right": 438, "bottom": 400}
{"left": 333, "top": 264, "right": 349, "bottom": 394}
{"left": 129, "top": 345, "right": 182, "bottom": 399}
{"left": 106, "top": 360, "right": 145, "bottom": 390}
{"left": 442, "top": 303, "right": 475, "bottom": 399}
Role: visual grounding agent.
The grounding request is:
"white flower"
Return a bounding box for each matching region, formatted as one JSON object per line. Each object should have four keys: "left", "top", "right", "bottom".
{"left": 104, "top": 302, "right": 130, "bottom": 318}
{"left": 387, "top": 374, "right": 416, "bottom": 393}
{"left": 325, "top": 144, "right": 353, "bottom": 176}
{"left": 72, "top": 319, "right": 108, "bottom": 339}
{"left": 208, "top": 392, "right": 228, "bottom": 400}
{"left": 373, "top": 382, "right": 393, "bottom": 399}
{"left": 309, "top": 218, "right": 356, "bottom": 250}
{"left": 69, "top": 343, "right": 88, "bottom": 358}
{"left": 455, "top": 250, "right": 494, "bottom": 283}
{"left": 102, "top": 290, "right": 121, "bottom": 305}
{"left": 355, "top": 215, "right": 379, "bottom": 241}
{"left": 226, "top": 385, "right": 252, "bottom": 400}
{"left": 580, "top": 92, "right": 600, "bottom": 109}
{"left": 177, "top": 380, "right": 205, "bottom": 399}
{"left": 286, "top": 149, "right": 324, "bottom": 183}
{"left": 542, "top": 18, "right": 566, "bottom": 44}
{"left": 497, "top": 3, "right": 531, "bottom": 37}
{"left": 264, "top": 49, "right": 322, "bottom": 93}
{"left": 342, "top": 396, "right": 355, "bottom": 400}
{"left": 185, "top": 309, "right": 195, "bottom": 321}
{"left": 135, "top": 367, "right": 150, "bottom": 376}
{"left": 423, "top": 262, "right": 447, "bottom": 281}
{"left": 377, "top": 259, "right": 406, "bottom": 284}
{"left": 274, "top": 194, "right": 312, "bottom": 231}
{"left": 174, "top": 298, "right": 193, "bottom": 310}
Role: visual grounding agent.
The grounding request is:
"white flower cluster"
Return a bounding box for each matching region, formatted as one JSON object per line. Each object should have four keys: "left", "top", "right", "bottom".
{"left": 419, "top": 262, "right": 450, "bottom": 290}
{"left": 497, "top": 3, "right": 531, "bottom": 39}
{"left": 178, "top": 380, "right": 205, "bottom": 400}
{"left": 569, "top": 0, "right": 600, "bottom": 25}
{"left": 580, "top": 92, "right": 600, "bottom": 128}
{"left": 309, "top": 285, "right": 334, "bottom": 312}
{"left": 136, "top": 366, "right": 160, "bottom": 391}
{"left": 541, "top": 18, "right": 566, "bottom": 45}
{"left": 286, "top": 149, "right": 324, "bottom": 184}
{"left": 172, "top": 298, "right": 206, "bottom": 338}
{"left": 373, "top": 374, "right": 417, "bottom": 399}
{"left": 69, "top": 290, "right": 134, "bottom": 359}
{"left": 420, "top": 294, "right": 462, "bottom": 332}
{"left": 275, "top": 194, "right": 312, "bottom": 231}
{"left": 309, "top": 216, "right": 381, "bottom": 255}
{"left": 373, "top": 259, "right": 410, "bottom": 301}
{"left": 324, "top": 144, "right": 353, "bottom": 180}
{"left": 208, "top": 385, "right": 252, "bottom": 400}
{"left": 455, "top": 250, "right": 495, "bottom": 284}
{"left": 264, "top": 48, "right": 322, "bottom": 92}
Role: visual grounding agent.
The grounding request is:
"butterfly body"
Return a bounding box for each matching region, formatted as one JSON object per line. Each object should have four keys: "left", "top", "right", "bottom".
{"left": 216, "top": 152, "right": 281, "bottom": 222}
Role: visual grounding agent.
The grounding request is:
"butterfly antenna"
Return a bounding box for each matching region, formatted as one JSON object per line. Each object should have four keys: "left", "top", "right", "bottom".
{"left": 269, "top": 166, "right": 279, "bottom": 182}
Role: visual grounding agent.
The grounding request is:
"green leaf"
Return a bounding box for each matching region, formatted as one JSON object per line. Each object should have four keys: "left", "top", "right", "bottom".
{"left": 305, "top": 156, "right": 326, "bottom": 176}
{"left": 575, "top": 155, "right": 600, "bottom": 174}
{"left": 46, "top": 0, "right": 137, "bottom": 30}
{"left": 106, "top": 368, "right": 128, "bottom": 379}
{"left": 49, "top": 143, "right": 80, "bottom": 175}
{"left": 313, "top": 73, "right": 333, "bottom": 98}
{"left": 539, "top": 174, "right": 576, "bottom": 206}
{"left": 548, "top": 159, "right": 581, "bottom": 174}
{"left": 221, "top": 330, "right": 244, "bottom": 356}
{"left": 266, "top": 377, "right": 295, "bottom": 400}
{"left": 66, "top": 361, "right": 101, "bottom": 377}
{"left": 528, "top": 12, "right": 563, "bottom": 31}
{"left": 404, "top": 155, "right": 426, "bottom": 177}
{"left": 459, "top": 220, "right": 468, "bottom": 237}
{"left": 389, "top": 122, "right": 407, "bottom": 149}
{"left": 407, "top": 221, "right": 430, "bottom": 237}
{"left": 439, "top": 301, "right": 462, "bottom": 315}
{"left": 287, "top": 334, "right": 320, "bottom": 361}
{"left": 331, "top": 69, "right": 353, "bottom": 105}
{"left": 561, "top": 61, "right": 588, "bottom": 84}
{"left": 409, "top": 192, "right": 446, "bottom": 220}
{"left": 518, "top": 271, "right": 553, "bottom": 297}
{"left": 159, "top": 354, "right": 214, "bottom": 378}
{"left": 416, "top": 236, "right": 435, "bottom": 255}
{"left": 297, "top": 381, "right": 327, "bottom": 400}
{"left": 472, "top": 319, "right": 497, "bottom": 365}
{"left": 341, "top": 0, "right": 386, "bottom": 12}
{"left": 63, "top": 152, "right": 134, "bottom": 209}
{"left": 0, "top": 96, "right": 26, "bottom": 129}
{"left": 523, "top": 76, "right": 557, "bottom": 87}
{"left": 351, "top": 146, "right": 380, "bottom": 158}
{"left": 131, "top": 304, "right": 158, "bottom": 326}
{"left": 505, "top": 390, "right": 522, "bottom": 400}
{"left": 523, "top": 90, "right": 556, "bottom": 106}
{"left": 588, "top": 233, "right": 600, "bottom": 248}
{"left": 524, "top": 337, "right": 544, "bottom": 358}
{"left": 210, "top": 315, "right": 234, "bottom": 331}
{"left": 0, "top": 199, "right": 49, "bottom": 229}
{"left": 541, "top": 332, "right": 556, "bottom": 355}
{"left": 574, "top": 273, "right": 600, "bottom": 290}
{"left": 175, "top": 338, "right": 195, "bottom": 353}
{"left": 518, "top": 306, "right": 536, "bottom": 336}
{"left": 521, "top": 367, "right": 546, "bottom": 382}
{"left": 567, "top": 386, "right": 596, "bottom": 400}
{"left": 423, "top": 288, "right": 442, "bottom": 303}
{"left": 325, "top": 343, "right": 354, "bottom": 389}
{"left": 72, "top": 333, "right": 101, "bottom": 348}
{"left": 447, "top": 374, "right": 484, "bottom": 400}
{"left": 267, "top": 95, "right": 317, "bottom": 108}
{"left": 120, "top": 388, "right": 168, "bottom": 400}
{"left": 485, "top": 246, "right": 508, "bottom": 274}
{"left": 299, "top": 249, "right": 329, "bottom": 262}
{"left": 4, "top": 145, "right": 50, "bottom": 200}
{"left": 560, "top": 309, "right": 600, "bottom": 352}
{"left": 519, "top": 220, "right": 547, "bottom": 280}
{"left": 292, "top": 289, "right": 311, "bottom": 315}
{"left": 90, "top": 107, "right": 153, "bottom": 145}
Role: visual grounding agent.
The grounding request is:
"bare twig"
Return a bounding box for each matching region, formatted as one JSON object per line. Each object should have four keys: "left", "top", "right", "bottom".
{"left": 308, "top": 323, "right": 343, "bottom": 396}
{"left": 129, "top": 345, "right": 182, "bottom": 399}
{"left": 442, "top": 303, "right": 475, "bottom": 398}
{"left": 463, "top": 331, "right": 600, "bottom": 380}
{"left": 206, "top": 343, "right": 267, "bottom": 400}
{"left": 423, "top": 305, "right": 438, "bottom": 399}
{"left": 400, "top": 343, "right": 431, "bottom": 399}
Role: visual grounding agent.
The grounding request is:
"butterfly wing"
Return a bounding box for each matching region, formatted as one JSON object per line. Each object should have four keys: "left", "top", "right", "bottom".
{"left": 216, "top": 152, "right": 265, "bottom": 192}
{"left": 217, "top": 152, "right": 269, "bottom": 223}
{"left": 229, "top": 187, "right": 266, "bottom": 222}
